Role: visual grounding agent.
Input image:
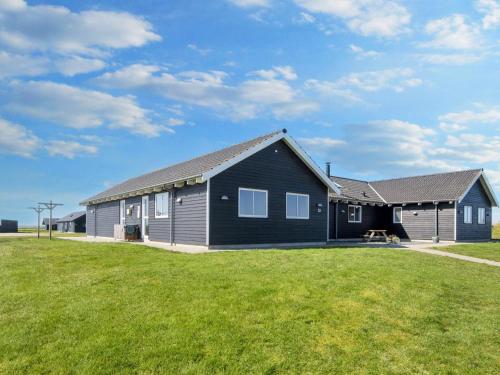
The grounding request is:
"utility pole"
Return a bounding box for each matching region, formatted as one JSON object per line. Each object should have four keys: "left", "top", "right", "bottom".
{"left": 28, "top": 205, "right": 45, "bottom": 239}
{"left": 38, "top": 200, "right": 63, "bottom": 240}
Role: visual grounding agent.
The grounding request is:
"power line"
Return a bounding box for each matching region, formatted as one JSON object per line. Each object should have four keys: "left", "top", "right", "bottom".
{"left": 38, "top": 201, "right": 63, "bottom": 240}
{"left": 28, "top": 205, "right": 45, "bottom": 239}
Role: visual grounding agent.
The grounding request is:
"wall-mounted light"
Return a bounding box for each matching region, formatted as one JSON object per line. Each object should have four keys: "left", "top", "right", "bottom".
{"left": 176, "top": 197, "right": 183, "bottom": 204}
{"left": 317, "top": 203, "right": 323, "bottom": 208}
{"left": 221, "top": 195, "right": 229, "bottom": 200}
{"left": 413, "top": 211, "right": 418, "bottom": 216}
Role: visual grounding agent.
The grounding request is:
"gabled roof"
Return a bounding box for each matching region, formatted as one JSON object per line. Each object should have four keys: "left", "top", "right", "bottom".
{"left": 330, "top": 176, "right": 385, "bottom": 203}
{"left": 81, "top": 129, "right": 340, "bottom": 205}
{"left": 331, "top": 169, "right": 498, "bottom": 207}
{"left": 42, "top": 218, "right": 59, "bottom": 225}
{"left": 57, "top": 211, "right": 86, "bottom": 223}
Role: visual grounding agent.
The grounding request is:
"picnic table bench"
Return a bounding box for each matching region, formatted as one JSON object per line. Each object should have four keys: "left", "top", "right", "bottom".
{"left": 363, "top": 229, "right": 388, "bottom": 242}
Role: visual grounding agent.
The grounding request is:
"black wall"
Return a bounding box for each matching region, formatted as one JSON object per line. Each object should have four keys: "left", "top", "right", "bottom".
{"left": 0, "top": 220, "right": 18, "bottom": 233}
{"left": 335, "top": 204, "right": 390, "bottom": 239}
{"left": 456, "top": 180, "right": 492, "bottom": 241}
{"left": 209, "top": 140, "right": 328, "bottom": 246}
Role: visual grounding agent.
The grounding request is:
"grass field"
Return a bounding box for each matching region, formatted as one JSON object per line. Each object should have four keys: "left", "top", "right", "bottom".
{"left": 18, "top": 227, "right": 85, "bottom": 237}
{"left": 0, "top": 238, "right": 499, "bottom": 374}
{"left": 440, "top": 242, "right": 500, "bottom": 262}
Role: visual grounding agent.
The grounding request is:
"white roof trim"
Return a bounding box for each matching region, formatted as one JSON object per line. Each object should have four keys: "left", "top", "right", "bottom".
{"left": 201, "top": 132, "right": 341, "bottom": 194}
{"left": 367, "top": 182, "right": 387, "bottom": 203}
{"left": 458, "top": 171, "right": 499, "bottom": 207}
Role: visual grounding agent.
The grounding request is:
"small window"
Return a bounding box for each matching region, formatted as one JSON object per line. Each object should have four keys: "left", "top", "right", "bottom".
{"left": 238, "top": 188, "right": 268, "bottom": 218}
{"left": 464, "top": 205, "right": 472, "bottom": 224}
{"left": 286, "top": 193, "right": 309, "bottom": 219}
{"left": 478, "top": 207, "right": 485, "bottom": 225}
{"left": 393, "top": 207, "right": 402, "bottom": 224}
{"left": 348, "top": 205, "right": 362, "bottom": 223}
{"left": 155, "top": 192, "right": 169, "bottom": 218}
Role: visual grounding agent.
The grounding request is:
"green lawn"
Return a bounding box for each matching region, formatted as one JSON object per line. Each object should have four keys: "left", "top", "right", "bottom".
{"left": 18, "top": 227, "right": 85, "bottom": 237}
{"left": 1, "top": 238, "right": 499, "bottom": 374}
{"left": 440, "top": 242, "right": 500, "bottom": 262}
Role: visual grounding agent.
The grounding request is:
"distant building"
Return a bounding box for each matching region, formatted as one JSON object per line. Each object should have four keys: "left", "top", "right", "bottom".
{"left": 0, "top": 220, "right": 18, "bottom": 233}
{"left": 57, "top": 211, "right": 86, "bottom": 233}
{"left": 42, "top": 218, "right": 58, "bottom": 231}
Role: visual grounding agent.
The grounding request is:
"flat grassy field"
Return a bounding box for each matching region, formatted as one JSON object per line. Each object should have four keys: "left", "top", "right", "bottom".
{"left": 18, "top": 227, "right": 85, "bottom": 237}
{"left": 1, "top": 238, "right": 499, "bottom": 374}
{"left": 440, "top": 242, "right": 500, "bottom": 262}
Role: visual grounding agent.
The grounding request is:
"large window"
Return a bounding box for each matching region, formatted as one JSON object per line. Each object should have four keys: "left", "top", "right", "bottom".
{"left": 155, "top": 192, "right": 169, "bottom": 218}
{"left": 119, "top": 199, "right": 126, "bottom": 225}
{"left": 238, "top": 188, "right": 268, "bottom": 218}
{"left": 393, "top": 207, "right": 403, "bottom": 224}
{"left": 286, "top": 193, "right": 309, "bottom": 219}
{"left": 348, "top": 205, "right": 362, "bottom": 223}
{"left": 464, "top": 205, "right": 472, "bottom": 224}
{"left": 478, "top": 207, "right": 485, "bottom": 225}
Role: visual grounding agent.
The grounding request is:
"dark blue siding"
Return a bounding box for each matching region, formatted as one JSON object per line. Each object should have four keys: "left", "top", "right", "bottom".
{"left": 457, "top": 180, "right": 492, "bottom": 241}
{"left": 209, "top": 140, "right": 328, "bottom": 246}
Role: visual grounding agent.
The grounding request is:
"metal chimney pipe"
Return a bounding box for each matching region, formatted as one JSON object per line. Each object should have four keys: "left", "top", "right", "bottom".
{"left": 325, "top": 162, "right": 331, "bottom": 178}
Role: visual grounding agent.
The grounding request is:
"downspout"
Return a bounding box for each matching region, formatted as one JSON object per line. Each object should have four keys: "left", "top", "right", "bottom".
{"left": 170, "top": 188, "right": 175, "bottom": 246}
{"left": 434, "top": 202, "right": 439, "bottom": 238}
{"left": 335, "top": 203, "right": 338, "bottom": 239}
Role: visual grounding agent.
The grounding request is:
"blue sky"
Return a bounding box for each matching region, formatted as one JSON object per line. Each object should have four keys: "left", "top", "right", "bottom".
{"left": 0, "top": 0, "right": 499, "bottom": 225}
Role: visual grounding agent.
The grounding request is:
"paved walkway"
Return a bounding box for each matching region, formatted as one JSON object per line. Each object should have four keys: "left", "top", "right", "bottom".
{"left": 0, "top": 232, "right": 36, "bottom": 237}
{"left": 400, "top": 246, "right": 500, "bottom": 267}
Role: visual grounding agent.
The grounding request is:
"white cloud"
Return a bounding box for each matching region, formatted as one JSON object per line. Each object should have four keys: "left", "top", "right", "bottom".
{"left": 420, "top": 14, "right": 481, "bottom": 50}
{"left": 294, "top": 12, "right": 316, "bottom": 24}
{"left": 250, "top": 65, "right": 298, "bottom": 80}
{"left": 54, "top": 56, "right": 106, "bottom": 76}
{"left": 4, "top": 81, "right": 171, "bottom": 137}
{"left": 349, "top": 44, "right": 381, "bottom": 58}
{"left": 438, "top": 122, "right": 468, "bottom": 132}
{"left": 305, "top": 68, "right": 422, "bottom": 102}
{"left": 0, "top": 51, "right": 106, "bottom": 78}
{"left": 45, "top": 140, "right": 98, "bottom": 159}
{"left": 475, "top": 0, "right": 500, "bottom": 29}
{"left": 187, "top": 44, "right": 211, "bottom": 56}
{"left": 418, "top": 53, "right": 483, "bottom": 65}
{"left": 167, "top": 118, "right": 185, "bottom": 126}
{"left": 294, "top": 0, "right": 411, "bottom": 37}
{"left": 0, "top": 1, "right": 160, "bottom": 55}
{"left": 439, "top": 105, "right": 500, "bottom": 125}
{"left": 0, "top": 117, "right": 39, "bottom": 157}
{"left": 94, "top": 64, "right": 316, "bottom": 120}
{"left": 227, "top": 0, "right": 269, "bottom": 8}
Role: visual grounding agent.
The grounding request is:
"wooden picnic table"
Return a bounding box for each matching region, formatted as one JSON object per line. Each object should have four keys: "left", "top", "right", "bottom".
{"left": 364, "top": 229, "right": 388, "bottom": 242}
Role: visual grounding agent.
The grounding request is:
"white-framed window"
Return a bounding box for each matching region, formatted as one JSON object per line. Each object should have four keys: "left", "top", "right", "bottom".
{"left": 393, "top": 206, "right": 403, "bottom": 224}
{"left": 238, "top": 188, "right": 268, "bottom": 218}
{"left": 478, "top": 207, "right": 485, "bottom": 225}
{"left": 155, "top": 192, "right": 169, "bottom": 218}
{"left": 464, "top": 205, "right": 472, "bottom": 224}
{"left": 348, "top": 205, "right": 362, "bottom": 223}
{"left": 286, "top": 193, "right": 309, "bottom": 219}
{"left": 119, "top": 199, "right": 126, "bottom": 225}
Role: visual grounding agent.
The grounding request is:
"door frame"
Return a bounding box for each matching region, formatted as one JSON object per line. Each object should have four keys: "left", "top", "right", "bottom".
{"left": 141, "top": 195, "right": 149, "bottom": 241}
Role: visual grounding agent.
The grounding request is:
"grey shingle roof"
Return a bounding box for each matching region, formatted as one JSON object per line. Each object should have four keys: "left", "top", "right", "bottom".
{"left": 330, "top": 176, "right": 384, "bottom": 203}
{"left": 330, "top": 169, "right": 486, "bottom": 204}
{"left": 57, "top": 211, "right": 86, "bottom": 223}
{"left": 42, "top": 218, "right": 59, "bottom": 225}
{"left": 82, "top": 130, "right": 284, "bottom": 204}
{"left": 370, "top": 169, "right": 482, "bottom": 203}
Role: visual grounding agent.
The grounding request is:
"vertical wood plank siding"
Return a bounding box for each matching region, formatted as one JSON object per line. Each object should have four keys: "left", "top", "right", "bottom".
{"left": 173, "top": 183, "right": 207, "bottom": 245}
{"left": 209, "top": 140, "right": 328, "bottom": 245}
{"left": 456, "top": 180, "right": 492, "bottom": 241}
{"left": 336, "top": 204, "right": 390, "bottom": 239}
{"left": 86, "top": 206, "right": 95, "bottom": 236}
{"left": 389, "top": 203, "right": 454, "bottom": 241}
{"left": 87, "top": 183, "right": 207, "bottom": 244}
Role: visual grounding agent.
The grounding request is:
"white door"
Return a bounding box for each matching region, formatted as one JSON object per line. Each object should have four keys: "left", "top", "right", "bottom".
{"left": 141, "top": 196, "right": 149, "bottom": 240}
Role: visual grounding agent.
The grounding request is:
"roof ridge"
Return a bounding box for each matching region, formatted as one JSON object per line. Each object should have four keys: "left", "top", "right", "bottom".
{"left": 369, "top": 168, "right": 483, "bottom": 183}
{"left": 330, "top": 175, "right": 369, "bottom": 183}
